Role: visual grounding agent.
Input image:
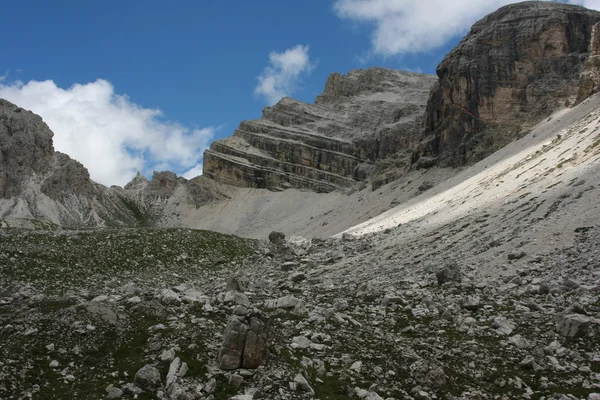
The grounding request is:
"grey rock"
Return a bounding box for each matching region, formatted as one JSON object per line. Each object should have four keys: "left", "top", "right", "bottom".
{"left": 263, "top": 295, "right": 302, "bottom": 310}
{"left": 134, "top": 365, "right": 161, "bottom": 390}
{"left": 289, "top": 272, "right": 306, "bottom": 283}
{"left": 223, "top": 290, "right": 250, "bottom": 307}
{"left": 218, "top": 319, "right": 248, "bottom": 370}
{"left": 292, "top": 336, "right": 312, "bottom": 349}
{"left": 436, "top": 261, "right": 462, "bottom": 285}
{"left": 463, "top": 295, "right": 481, "bottom": 311}
{"left": 493, "top": 317, "right": 515, "bottom": 336}
{"left": 85, "top": 301, "right": 119, "bottom": 326}
{"left": 293, "top": 373, "right": 315, "bottom": 394}
{"left": 410, "top": 361, "right": 447, "bottom": 388}
{"left": 268, "top": 231, "right": 285, "bottom": 245}
{"left": 167, "top": 383, "right": 189, "bottom": 400}
{"left": 159, "top": 348, "right": 176, "bottom": 364}
{"left": 229, "top": 374, "right": 244, "bottom": 387}
{"left": 242, "top": 317, "right": 268, "bottom": 369}
{"left": 166, "top": 357, "right": 188, "bottom": 388}
{"left": 122, "top": 383, "right": 143, "bottom": 396}
{"left": 557, "top": 314, "right": 591, "bottom": 337}
{"left": 160, "top": 289, "right": 181, "bottom": 306}
{"left": 204, "top": 378, "right": 217, "bottom": 394}
{"left": 227, "top": 276, "right": 249, "bottom": 292}
{"left": 217, "top": 316, "right": 268, "bottom": 370}
{"left": 365, "top": 392, "right": 384, "bottom": 400}
{"left": 0, "top": 99, "right": 54, "bottom": 198}
{"left": 508, "top": 334, "right": 531, "bottom": 349}
{"left": 233, "top": 305, "right": 248, "bottom": 316}
{"left": 106, "top": 387, "right": 123, "bottom": 399}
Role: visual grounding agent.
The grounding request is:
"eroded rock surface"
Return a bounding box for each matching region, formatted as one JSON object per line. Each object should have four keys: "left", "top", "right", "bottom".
{"left": 204, "top": 68, "right": 436, "bottom": 192}
{"left": 421, "top": 1, "right": 600, "bottom": 166}
{"left": 217, "top": 315, "right": 268, "bottom": 370}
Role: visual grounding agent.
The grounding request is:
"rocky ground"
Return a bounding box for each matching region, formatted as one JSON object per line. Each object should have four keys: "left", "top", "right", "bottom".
{"left": 0, "top": 224, "right": 598, "bottom": 400}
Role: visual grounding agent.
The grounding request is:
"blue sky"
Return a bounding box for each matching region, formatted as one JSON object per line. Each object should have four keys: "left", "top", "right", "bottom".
{"left": 0, "top": 0, "right": 597, "bottom": 185}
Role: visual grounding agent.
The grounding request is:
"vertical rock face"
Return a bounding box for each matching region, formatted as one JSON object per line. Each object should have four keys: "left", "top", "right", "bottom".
{"left": 577, "top": 21, "right": 600, "bottom": 103}
{"left": 217, "top": 315, "right": 268, "bottom": 370}
{"left": 40, "top": 152, "right": 97, "bottom": 201}
{"left": 0, "top": 99, "right": 54, "bottom": 198}
{"left": 0, "top": 99, "right": 226, "bottom": 228}
{"left": 422, "top": 1, "right": 600, "bottom": 166}
{"left": 204, "top": 68, "right": 436, "bottom": 192}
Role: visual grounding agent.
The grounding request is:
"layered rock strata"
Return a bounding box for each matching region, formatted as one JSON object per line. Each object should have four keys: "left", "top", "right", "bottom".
{"left": 421, "top": 1, "right": 600, "bottom": 166}
{"left": 204, "top": 68, "right": 436, "bottom": 192}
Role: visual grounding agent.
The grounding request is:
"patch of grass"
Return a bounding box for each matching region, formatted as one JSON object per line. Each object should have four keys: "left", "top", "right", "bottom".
{"left": 119, "top": 196, "right": 152, "bottom": 226}
{"left": 0, "top": 228, "right": 257, "bottom": 295}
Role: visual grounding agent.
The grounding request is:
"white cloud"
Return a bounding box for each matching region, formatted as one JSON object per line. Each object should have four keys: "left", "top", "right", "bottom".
{"left": 255, "top": 45, "right": 316, "bottom": 105}
{"left": 570, "top": 0, "right": 600, "bottom": 8}
{"left": 0, "top": 71, "right": 8, "bottom": 82}
{"left": 182, "top": 164, "right": 203, "bottom": 179}
{"left": 333, "top": 0, "right": 600, "bottom": 56}
{"left": 0, "top": 79, "right": 215, "bottom": 187}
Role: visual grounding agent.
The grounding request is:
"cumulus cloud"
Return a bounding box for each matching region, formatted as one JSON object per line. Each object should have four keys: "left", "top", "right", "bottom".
{"left": 0, "top": 79, "right": 214, "bottom": 186}
{"left": 182, "top": 164, "right": 203, "bottom": 180}
{"left": 333, "top": 0, "right": 600, "bottom": 56}
{"left": 255, "top": 45, "right": 316, "bottom": 105}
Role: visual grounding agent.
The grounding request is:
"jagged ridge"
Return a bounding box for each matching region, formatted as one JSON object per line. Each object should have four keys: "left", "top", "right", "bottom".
{"left": 204, "top": 68, "right": 436, "bottom": 192}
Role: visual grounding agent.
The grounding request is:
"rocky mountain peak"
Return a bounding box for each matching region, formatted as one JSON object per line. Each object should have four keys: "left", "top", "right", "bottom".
{"left": 421, "top": 1, "right": 600, "bottom": 166}
{"left": 316, "top": 67, "right": 426, "bottom": 104}
{"left": 0, "top": 99, "right": 55, "bottom": 198}
{"left": 204, "top": 68, "right": 436, "bottom": 192}
{"left": 123, "top": 171, "right": 149, "bottom": 191}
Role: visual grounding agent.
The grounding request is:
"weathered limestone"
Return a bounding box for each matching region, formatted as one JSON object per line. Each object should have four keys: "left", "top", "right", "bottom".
{"left": 421, "top": 2, "right": 600, "bottom": 166}
{"left": 204, "top": 68, "right": 436, "bottom": 192}
{"left": 217, "top": 315, "right": 268, "bottom": 370}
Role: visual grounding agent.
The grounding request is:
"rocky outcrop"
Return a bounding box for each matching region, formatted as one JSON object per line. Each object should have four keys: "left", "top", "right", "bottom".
{"left": 577, "top": 21, "right": 600, "bottom": 103}
{"left": 204, "top": 68, "right": 436, "bottom": 192}
{"left": 0, "top": 99, "right": 54, "bottom": 198}
{"left": 217, "top": 315, "right": 268, "bottom": 370}
{"left": 0, "top": 99, "right": 226, "bottom": 228}
{"left": 421, "top": 1, "right": 600, "bottom": 166}
{"left": 40, "top": 152, "right": 97, "bottom": 201}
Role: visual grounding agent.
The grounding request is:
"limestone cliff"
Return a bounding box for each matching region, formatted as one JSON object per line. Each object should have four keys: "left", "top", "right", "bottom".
{"left": 0, "top": 99, "right": 226, "bottom": 228}
{"left": 421, "top": 1, "right": 600, "bottom": 166}
{"left": 204, "top": 68, "right": 436, "bottom": 192}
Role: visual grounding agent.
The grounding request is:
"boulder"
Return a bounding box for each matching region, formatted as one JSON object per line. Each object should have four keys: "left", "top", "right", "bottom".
{"left": 217, "top": 316, "right": 268, "bottom": 370}
{"left": 134, "top": 365, "right": 161, "bottom": 390}
{"left": 557, "top": 314, "right": 591, "bottom": 337}
{"left": 436, "top": 261, "right": 462, "bottom": 285}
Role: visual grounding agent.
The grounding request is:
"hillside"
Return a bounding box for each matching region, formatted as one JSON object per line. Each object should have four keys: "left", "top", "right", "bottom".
{"left": 1, "top": 2, "right": 600, "bottom": 400}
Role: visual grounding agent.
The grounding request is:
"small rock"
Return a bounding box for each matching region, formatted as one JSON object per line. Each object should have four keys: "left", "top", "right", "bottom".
{"left": 268, "top": 231, "right": 285, "bottom": 245}
{"left": 436, "top": 261, "right": 462, "bottom": 285}
{"left": 134, "top": 365, "right": 161, "bottom": 390}
{"left": 160, "top": 289, "right": 181, "bottom": 306}
{"left": 205, "top": 378, "right": 217, "bottom": 394}
{"left": 229, "top": 374, "right": 244, "bottom": 387}
{"left": 293, "top": 373, "right": 315, "bottom": 394}
{"left": 159, "top": 348, "right": 176, "bottom": 364}
{"left": 289, "top": 272, "right": 306, "bottom": 283}
{"left": 350, "top": 361, "right": 362, "bottom": 372}
{"left": 106, "top": 386, "right": 123, "bottom": 399}
{"left": 122, "top": 383, "right": 143, "bottom": 395}
{"left": 557, "top": 314, "right": 591, "bottom": 337}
